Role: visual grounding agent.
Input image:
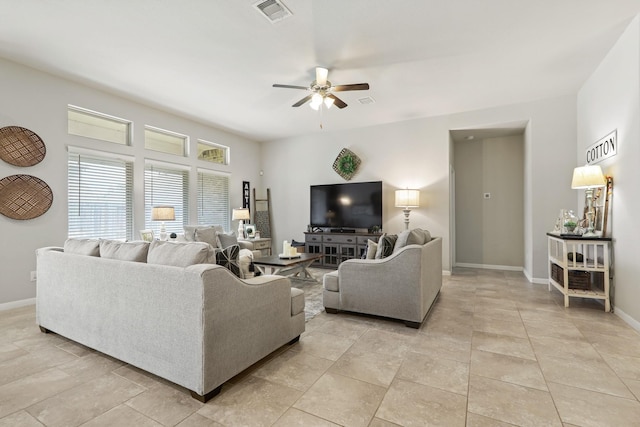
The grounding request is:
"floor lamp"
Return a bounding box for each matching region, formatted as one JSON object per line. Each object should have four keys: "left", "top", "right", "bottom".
{"left": 395, "top": 189, "right": 420, "bottom": 230}
{"left": 571, "top": 165, "right": 606, "bottom": 237}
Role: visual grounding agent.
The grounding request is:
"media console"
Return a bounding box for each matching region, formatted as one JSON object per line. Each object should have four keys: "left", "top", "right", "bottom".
{"left": 304, "top": 231, "right": 381, "bottom": 268}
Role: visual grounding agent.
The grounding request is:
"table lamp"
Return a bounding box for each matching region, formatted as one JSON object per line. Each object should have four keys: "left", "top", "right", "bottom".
{"left": 232, "top": 208, "right": 251, "bottom": 238}
{"left": 395, "top": 189, "right": 420, "bottom": 230}
{"left": 571, "top": 165, "right": 606, "bottom": 237}
{"left": 151, "top": 205, "right": 175, "bottom": 241}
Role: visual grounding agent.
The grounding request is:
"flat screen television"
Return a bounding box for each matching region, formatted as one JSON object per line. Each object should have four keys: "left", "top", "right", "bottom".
{"left": 310, "top": 181, "right": 382, "bottom": 230}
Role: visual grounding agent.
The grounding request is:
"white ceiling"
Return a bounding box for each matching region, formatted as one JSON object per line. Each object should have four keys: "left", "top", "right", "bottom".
{"left": 2, "top": 0, "right": 640, "bottom": 142}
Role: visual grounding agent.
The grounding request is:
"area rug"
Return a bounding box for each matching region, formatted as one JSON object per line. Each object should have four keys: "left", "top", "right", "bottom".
{"left": 289, "top": 268, "right": 330, "bottom": 321}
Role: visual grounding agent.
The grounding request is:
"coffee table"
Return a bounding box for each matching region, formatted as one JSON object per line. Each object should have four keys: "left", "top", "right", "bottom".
{"left": 252, "top": 253, "right": 323, "bottom": 281}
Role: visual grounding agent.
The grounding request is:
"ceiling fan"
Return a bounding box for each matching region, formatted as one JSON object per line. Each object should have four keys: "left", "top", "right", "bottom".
{"left": 273, "top": 67, "right": 370, "bottom": 110}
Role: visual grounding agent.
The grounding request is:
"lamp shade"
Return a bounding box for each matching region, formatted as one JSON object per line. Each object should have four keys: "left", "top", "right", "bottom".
{"left": 151, "top": 205, "right": 175, "bottom": 221}
{"left": 395, "top": 189, "right": 420, "bottom": 208}
{"left": 232, "top": 208, "right": 250, "bottom": 221}
{"left": 571, "top": 165, "right": 606, "bottom": 189}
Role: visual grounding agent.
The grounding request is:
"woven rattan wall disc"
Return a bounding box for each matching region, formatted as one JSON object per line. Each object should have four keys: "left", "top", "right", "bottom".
{"left": 0, "top": 174, "right": 53, "bottom": 220}
{"left": 0, "top": 126, "right": 46, "bottom": 167}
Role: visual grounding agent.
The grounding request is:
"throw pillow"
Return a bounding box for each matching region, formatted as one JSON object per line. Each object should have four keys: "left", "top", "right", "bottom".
{"left": 216, "top": 244, "right": 242, "bottom": 278}
{"left": 64, "top": 238, "right": 100, "bottom": 256}
{"left": 375, "top": 234, "right": 397, "bottom": 259}
{"left": 394, "top": 228, "right": 427, "bottom": 252}
{"left": 99, "top": 240, "right": 149, "bottom": 263}
{"left": 366, "top": 239, "right": 378, "bottom": 259}
{"left": 195, "top": 227, "right": 218, "bottom": 247}
{"left": 216, "top": 232, "right": 238, "bottom": 250}
{"left": 147, "top": 240, "right": 214, "bottom": 267}
{"left": 185, "top": 225, "right": 224, "bottom": 242}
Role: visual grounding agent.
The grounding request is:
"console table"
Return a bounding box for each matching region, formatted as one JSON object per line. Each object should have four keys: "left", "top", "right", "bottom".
{"left": 304, "top": 231, "right": 381, "bottom": 268}
{"left": 547, "top": 233, "right": 612, "bottom": 312}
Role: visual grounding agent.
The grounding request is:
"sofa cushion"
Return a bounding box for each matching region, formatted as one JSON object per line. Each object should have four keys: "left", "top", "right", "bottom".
{"left": 375, "top": 234, "right": 397, "bottom": 259}
{"left": 366, "top": 239, "right": 378, "bottom": 259}
{"left": 100, "top": 240, "right": 149, "bottom": 262}
{"left": 290, "top": 288, "right": 305, "bottom": 316}
{"left": 216, "top": 244, "right": 242, "bottom": 278}
{"left": 64, "top": 238, "right": 100, "bottom": 256}
{"left": 394, "top": 228, "right": 428, "bottom": 252}
{"left": 194, "top": 227, "right": 218, "bottom": 247}
{"left": 147, "top": 240, "right": 214, "bottom": 267}
{"left": 216, "top": 232, "right": 238, "bottom": 250}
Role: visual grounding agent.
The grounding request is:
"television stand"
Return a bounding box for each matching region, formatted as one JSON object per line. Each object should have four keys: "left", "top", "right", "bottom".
{"left": 330, "top": 228, "right": 356, "bottom": 233}
{"left": 304, "top": 231, "right": 382, "bottom": 268}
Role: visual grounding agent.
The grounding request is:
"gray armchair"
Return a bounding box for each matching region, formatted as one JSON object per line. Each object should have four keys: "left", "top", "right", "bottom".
{"left": 323, "top": 237, "right": 442, "bottom": 328}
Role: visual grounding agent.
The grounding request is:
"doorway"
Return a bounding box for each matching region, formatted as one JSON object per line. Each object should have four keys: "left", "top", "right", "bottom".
{"left": 450, "top": 127, "right": 525, "bottom": 270}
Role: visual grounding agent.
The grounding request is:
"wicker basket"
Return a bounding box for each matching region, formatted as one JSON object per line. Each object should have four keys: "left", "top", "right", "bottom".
{"left": 550, "top": 263, "right": 592, "bottom": 290}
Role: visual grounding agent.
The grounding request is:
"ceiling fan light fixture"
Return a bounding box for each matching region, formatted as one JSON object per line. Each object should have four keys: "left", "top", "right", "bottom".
{"left": 316, "top": 67, "right": 329, "bottom": 86}
{"left": 324, "top": 97, "right": 334, "bottom": 109}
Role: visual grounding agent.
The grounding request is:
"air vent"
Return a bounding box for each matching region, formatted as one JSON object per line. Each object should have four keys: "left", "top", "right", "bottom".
{"left": 358, "top": 96, "right": 375, "bottom": 105}
{"left": 253, "top": 0, "right": 292, "bottom": 23}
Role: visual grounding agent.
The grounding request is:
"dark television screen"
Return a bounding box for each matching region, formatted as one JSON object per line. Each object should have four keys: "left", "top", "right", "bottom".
{"left": 310, "top": 181, "right": 382, "bottom": 229}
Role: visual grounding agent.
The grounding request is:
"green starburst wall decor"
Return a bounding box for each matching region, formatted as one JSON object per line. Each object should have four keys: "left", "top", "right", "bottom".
{"left": 332, "top": 148, "right": 361, "bottom": 181}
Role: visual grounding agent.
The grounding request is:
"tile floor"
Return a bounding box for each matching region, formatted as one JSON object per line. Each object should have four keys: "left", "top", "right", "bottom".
{"left": 2, "top": 268, "right": 640, "bottom": 426}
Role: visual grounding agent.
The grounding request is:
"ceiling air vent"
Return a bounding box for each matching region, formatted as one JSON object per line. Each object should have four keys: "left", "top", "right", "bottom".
{"left": 358, "top": 96, "right": 375, "bottom": 105}
{"left": 253, "top": 0, "right": 292, "bottom": 23}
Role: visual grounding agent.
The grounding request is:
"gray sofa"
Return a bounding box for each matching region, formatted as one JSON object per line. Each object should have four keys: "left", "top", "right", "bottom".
{"left": 36, "top": 241, "right": 305, "bottom": 402}
{"left": 323, "top": 235, "right": 442, "bottom": 328}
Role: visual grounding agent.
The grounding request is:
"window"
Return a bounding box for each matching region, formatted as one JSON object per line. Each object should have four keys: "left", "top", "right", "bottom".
{"left": 197, "top": 140, "right": 229, "bottom": 165}
{"left": 197, "top": 170, "right": 230, "bottom": 229}
{"left": 68, "top": 150, "right": 134, "bottom": 240}
{"left": 68, "top": 105, "right": 131, "bottom": 145}
{"left": 144, "top": 163, "right": 189, "bottom": 235}
{"left": 145, "top": 126, "right": 187, "bottom": 156}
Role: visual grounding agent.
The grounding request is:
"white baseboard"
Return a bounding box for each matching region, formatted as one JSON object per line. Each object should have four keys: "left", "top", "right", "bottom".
{"left": 614, "top": 307, "right": 640, "bottom": 333}
{"left": 455, "top": 263, "right": 523, "bottom": 272}
{"left": 442, "top": 270, "right": 451, "bottom": 276}
{"left": 0, "top": 298, "right": 35, "bottom": 312}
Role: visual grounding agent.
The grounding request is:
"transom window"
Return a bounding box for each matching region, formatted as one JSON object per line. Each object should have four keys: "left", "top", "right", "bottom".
{"left": 145, "top": 126, "right": 188, "bottom": 156}
{"left": 197, "top": 140, "right": 229, "bottom": 165}
{"left": 67, "top": 105, "right": 131, "bottom": 145}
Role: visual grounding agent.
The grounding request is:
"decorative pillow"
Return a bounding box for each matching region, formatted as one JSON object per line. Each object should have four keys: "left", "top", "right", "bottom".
{"left": 216, "top": 232, "right": 238, "bottom": 250}
{"left": 184, "top": 225, "right": 224, "bottom": 242}
{"left": 147, "top": 240, "right": 214, "bottom": 267}
{"left": 99, "top": 240, "right": 149, "bottom": 263}
{"left": 394, "top": 228, "right": 427, "bottom": 252}
{"left": 216, "top": 244, "right": 242, "bottom": 278}
{"left": 195, "top": 227, "right": 218, "bottom": 247}
{"left": 375, "top": 234, "right": 397, "bottom": 259}
{"left": 64, "top": 238, "right": 100, "bottom": 256}
{"left": 366, "top": 239, "right": 378, "bottom": 259}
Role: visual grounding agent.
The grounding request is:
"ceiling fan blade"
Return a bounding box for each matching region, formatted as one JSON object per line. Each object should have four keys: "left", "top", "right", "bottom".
{"left": 273, "top": 84, "right": 309, "bottom": 90}
{"left": 292, "top": 94, "right": 313, "bottom": 107}
{"left": 332, "top": 83, "right": 370, "bottom": 92}
{"left": 327, "top": 94, "right": 347, "bottom": 109}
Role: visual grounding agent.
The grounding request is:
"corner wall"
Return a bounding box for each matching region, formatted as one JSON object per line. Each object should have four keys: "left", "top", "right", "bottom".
{"left": 577, "top": 16, "right": 640, "bottom": 328}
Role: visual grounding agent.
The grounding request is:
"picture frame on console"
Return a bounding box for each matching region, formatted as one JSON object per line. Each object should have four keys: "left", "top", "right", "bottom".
{"left": 244, "top": 224, "right": 256, "bottom": 238}
{"left": 140, "top": 229, "right": 154, "bottom": 242}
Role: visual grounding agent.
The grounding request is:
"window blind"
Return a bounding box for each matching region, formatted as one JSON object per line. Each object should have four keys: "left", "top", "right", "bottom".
{"left": 68, "top": 152, "right": 133, "bottom": 240}
{"left": 197, "top": 170, "right": 230, "bottom": 230}
{"left": 144, "top": 164, "right": 189, "bottom": 235}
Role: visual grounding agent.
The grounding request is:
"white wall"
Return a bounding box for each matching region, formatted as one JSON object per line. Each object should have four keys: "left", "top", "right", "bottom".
{"left": 0, "top": 58, "right": 262, "bottom": 307}
{"left": 262, "top": 95, "right": 577, "bottom": 278}
{"left": 577, "top": 16, "right": 640, "bottom": 328}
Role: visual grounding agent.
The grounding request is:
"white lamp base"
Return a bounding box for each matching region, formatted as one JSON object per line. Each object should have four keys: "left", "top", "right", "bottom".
{"left": 237, "top": 220, "right": 245, "bottom": 239}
